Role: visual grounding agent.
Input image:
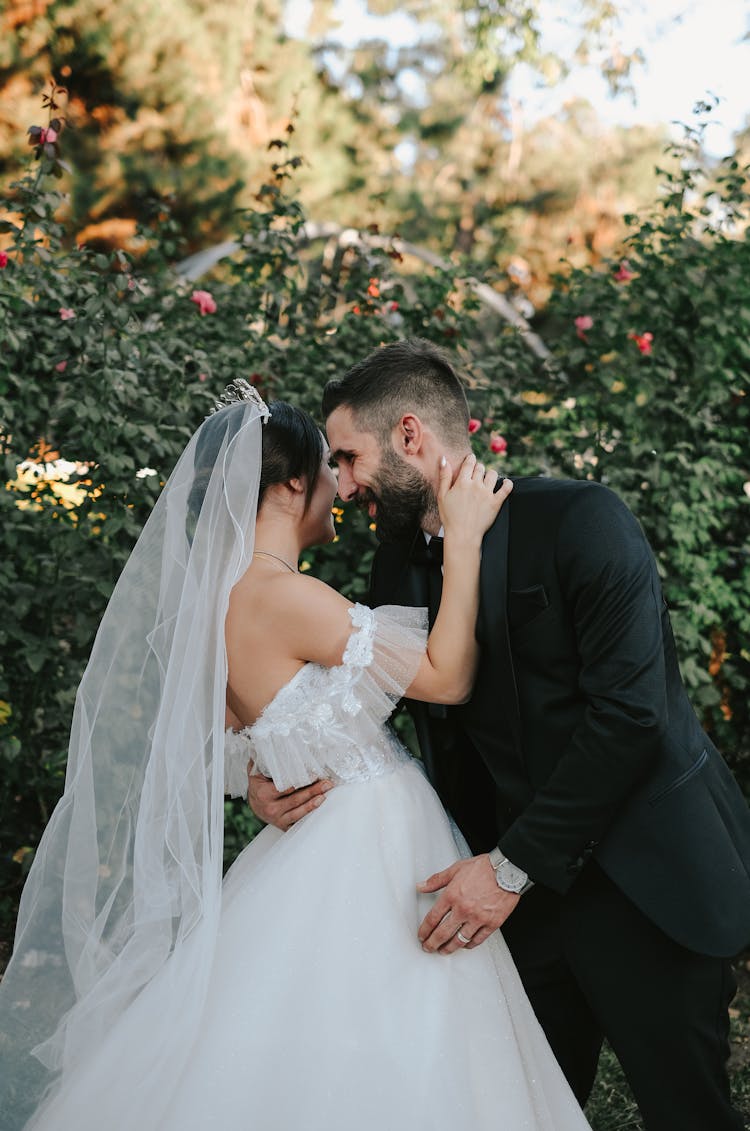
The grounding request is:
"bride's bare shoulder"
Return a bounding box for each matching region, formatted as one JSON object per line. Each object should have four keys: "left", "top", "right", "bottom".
{"left": 228, "top": 569, "right": 354, "bottom": 667}
{"left": 230, "top": 568, "right": 345, "bottom": 617}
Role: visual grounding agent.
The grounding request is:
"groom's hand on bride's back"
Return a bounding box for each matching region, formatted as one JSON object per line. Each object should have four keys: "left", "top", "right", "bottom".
{"left": 246, "top": 762, "right": 333, "bottom": 830}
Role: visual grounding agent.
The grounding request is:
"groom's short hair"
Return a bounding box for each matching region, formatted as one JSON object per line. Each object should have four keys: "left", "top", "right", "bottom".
{"left": 322, "top": 338, "right": 471, "bottom": 447}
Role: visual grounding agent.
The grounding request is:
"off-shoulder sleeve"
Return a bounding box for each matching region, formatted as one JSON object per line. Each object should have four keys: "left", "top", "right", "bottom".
{"left": 225, "top": 602, "right": 429, "bottom": 793}
{"left": 341, "top": 603, "right": 428, "bottom": 712}
{"left": 224, "top": 728, "right": 252, "bottom": 799}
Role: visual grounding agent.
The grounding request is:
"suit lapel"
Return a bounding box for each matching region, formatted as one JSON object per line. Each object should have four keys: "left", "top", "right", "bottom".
{"left": 369, "top": 535, "right": 428, "bottom": 610}
{"left": 478, "top": 505, "right": 523, "bottom": 757}
{"left": 371, "top": 516, "right": 524, "bottom": 774}
{"left": 370, "top": 536, "right": 436, "bottom": 779}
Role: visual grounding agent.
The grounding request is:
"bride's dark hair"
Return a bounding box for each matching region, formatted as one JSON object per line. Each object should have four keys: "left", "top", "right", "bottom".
{"left": 189, "top": 400, "right": 323, "bottom": 537}
{"left": 260, "top": 400, "right": 324, "bottom": 510}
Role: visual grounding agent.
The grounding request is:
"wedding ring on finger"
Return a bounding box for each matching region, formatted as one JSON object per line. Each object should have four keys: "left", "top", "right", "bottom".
{"left": 456, "top": 929, "right": 472, "bottom": 945}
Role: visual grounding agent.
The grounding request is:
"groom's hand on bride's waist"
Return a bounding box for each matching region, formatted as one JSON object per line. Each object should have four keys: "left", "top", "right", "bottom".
{"left": 416, "top": 856, "right": 520, "bottom": 955}
{"left": 246, "top": 762, "right": 333, "bottom": 830}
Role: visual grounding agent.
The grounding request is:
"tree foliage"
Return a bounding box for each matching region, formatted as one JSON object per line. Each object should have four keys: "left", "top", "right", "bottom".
{"left": 318, "top": 0, "right": 666, "bottom": 290}
{"left": 0, "top": 0, "right": 669, "bottom": 294}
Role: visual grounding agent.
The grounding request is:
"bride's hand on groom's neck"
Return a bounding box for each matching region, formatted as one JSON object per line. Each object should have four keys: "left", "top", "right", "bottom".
{"left": 438, "top": 453, "right": 511, "bottom": 549}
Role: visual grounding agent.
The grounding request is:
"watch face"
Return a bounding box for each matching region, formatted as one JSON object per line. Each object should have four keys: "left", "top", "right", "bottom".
{"left": 496, "top": 860, "right": 528, "bottom": 894}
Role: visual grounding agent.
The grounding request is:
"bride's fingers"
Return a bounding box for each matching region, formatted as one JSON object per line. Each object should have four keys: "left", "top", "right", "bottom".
{"left": 436, "top": 455, "right": 453, "bottom": 502}
{"left": 457, "top": 453, "right": 477, "bottom": 480}
{"left": 494, "top": 477, "right": 513, "bottom": 504}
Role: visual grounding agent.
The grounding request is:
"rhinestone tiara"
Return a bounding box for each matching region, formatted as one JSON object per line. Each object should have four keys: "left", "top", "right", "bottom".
{"left": 209, "top": 378, "right": 269, "bottom": 421}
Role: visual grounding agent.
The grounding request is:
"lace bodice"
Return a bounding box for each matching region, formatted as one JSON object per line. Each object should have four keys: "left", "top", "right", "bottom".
{"left": 224, "top": 603, "right": 428, "bottom": 795}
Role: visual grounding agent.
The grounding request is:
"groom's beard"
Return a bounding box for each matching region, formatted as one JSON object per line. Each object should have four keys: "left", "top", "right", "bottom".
{"left": 357, "top": 449, "right": 438, "bottom": 544}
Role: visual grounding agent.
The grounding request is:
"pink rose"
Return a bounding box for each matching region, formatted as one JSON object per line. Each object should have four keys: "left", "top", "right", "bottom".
{"left": 468, "top": 418, "right": 481, "bottom": 434}
{"left": 198, "top": 373, "right": 208, "bottom": 382}
{"left": 190, "top": 290, "right": 217, "bottom": 316}
{"left": 628, "top": 331, "right": 653, "bottom": 356}
{"left": 614, "top": 260, "right": 634, "bottom": 282}
{"left": 55, "top": 360, "right": 67, "bottom": 372}
{"left": 59, "top": 308, "right": 75, "bottom": 320}
{"left": 0, "top": 251, "right": 7, "bottom": 269}
{"left": 490, "top": 434, "right": 508, "bottom": 455}
{"left": 574, "top": 315, "right": 593, "bottom": 341}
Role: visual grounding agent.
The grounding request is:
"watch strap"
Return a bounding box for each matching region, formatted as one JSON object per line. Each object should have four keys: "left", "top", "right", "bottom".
{"left": 488, "top": 847, "right": 534, "bottom": 894}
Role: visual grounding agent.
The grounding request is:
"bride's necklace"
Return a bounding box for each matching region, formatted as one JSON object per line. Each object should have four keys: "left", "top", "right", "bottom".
{"left": 253, "top": 550, "right": 299, "bottom": 574}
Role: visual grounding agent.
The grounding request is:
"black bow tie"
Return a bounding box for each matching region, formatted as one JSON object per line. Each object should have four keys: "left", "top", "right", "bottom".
{"left": 411, "top": 535, "right": 443, "bottom": 569}
{"left": 426, "top": 536, "right": 444, "bottom": 566}
{"left": 411, "top": 534, "right": 446, "bottom": 716}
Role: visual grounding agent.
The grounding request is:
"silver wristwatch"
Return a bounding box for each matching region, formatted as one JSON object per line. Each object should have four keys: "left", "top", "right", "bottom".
{"left": 488, "top": 847, "right": 533, "bottom": 895}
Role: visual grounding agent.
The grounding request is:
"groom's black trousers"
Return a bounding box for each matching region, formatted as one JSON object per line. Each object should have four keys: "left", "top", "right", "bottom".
{"left": 501, "top": 862, "right": 744, "bottom": 1131}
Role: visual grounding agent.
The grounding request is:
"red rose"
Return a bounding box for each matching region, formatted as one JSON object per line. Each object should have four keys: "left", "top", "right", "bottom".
{"left": 628, "top": 331, "right": 653, "bottom": 356}
{"left": 574, "top": 315, "right": 593, "bottom": 342}
{"left": 190, "top": 290, "right": 217, "bottom": 316}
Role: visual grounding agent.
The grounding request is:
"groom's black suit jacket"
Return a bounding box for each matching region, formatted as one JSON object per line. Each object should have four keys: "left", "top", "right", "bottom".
{"left": 370, "top": 477, "right": 750, "bottom": 959}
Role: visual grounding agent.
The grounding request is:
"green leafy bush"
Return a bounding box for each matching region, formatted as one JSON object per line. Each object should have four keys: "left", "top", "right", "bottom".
{"left": 1, "top": 92, "right": 748, "bottom": 953}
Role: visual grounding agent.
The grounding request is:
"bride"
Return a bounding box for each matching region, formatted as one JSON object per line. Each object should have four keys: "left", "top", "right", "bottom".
{"left": 0, "top": 381, "right": 591, "bottom": 1130}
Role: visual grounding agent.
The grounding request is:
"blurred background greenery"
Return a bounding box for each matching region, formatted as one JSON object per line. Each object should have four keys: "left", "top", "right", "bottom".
{"left": 0, "top": 0, "right": 687, "bottom": 284}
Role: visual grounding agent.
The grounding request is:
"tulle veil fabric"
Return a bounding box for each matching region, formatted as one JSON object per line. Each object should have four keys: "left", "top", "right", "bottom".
{"left": 0, "top": 391, "right": 267, "bottom": 1129}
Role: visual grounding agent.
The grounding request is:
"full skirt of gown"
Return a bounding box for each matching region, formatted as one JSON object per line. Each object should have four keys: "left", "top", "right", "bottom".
{"left": 33, "top": 758, "right": 591, "bottom": 1131}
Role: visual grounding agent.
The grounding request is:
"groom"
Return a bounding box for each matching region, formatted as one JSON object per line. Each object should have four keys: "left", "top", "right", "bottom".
{"left": 250, "top": 338, "right": 750, "bottom": 1129}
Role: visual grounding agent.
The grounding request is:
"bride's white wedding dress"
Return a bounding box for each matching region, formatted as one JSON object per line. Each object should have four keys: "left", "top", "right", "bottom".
{"left": 30, "top": 604, "right": 590, "bottom": 1131}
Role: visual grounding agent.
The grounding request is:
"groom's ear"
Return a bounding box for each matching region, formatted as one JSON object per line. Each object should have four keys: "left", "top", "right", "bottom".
{"left": 394, "top": 413, "right": 426, "bottom": 459}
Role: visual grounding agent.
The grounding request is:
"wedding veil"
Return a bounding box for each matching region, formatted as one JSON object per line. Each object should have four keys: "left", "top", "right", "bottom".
{"left": 0, "top": 385, "right": 267, "bottom": 1128}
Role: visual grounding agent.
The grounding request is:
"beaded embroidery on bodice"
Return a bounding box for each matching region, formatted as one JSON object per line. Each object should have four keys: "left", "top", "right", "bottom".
{"left": 224, "top": 603, "right": 428, "bottom": 796}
